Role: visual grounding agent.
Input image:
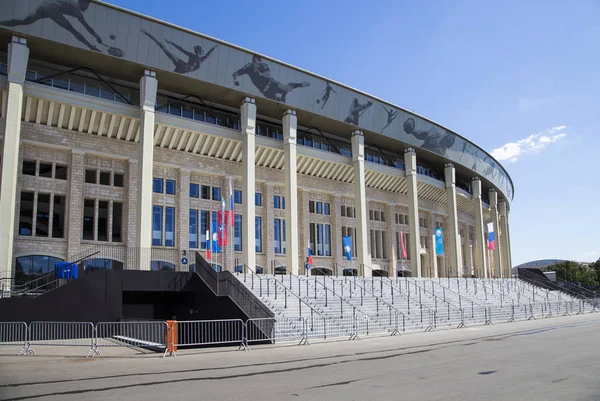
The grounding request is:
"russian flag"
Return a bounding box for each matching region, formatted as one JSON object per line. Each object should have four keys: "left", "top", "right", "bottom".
{"left": 205, "top": 230, "right": 211, "bottom": 260}
{"left": 229, "top": 178, "right": 234, "bottom": 227}
{"left": 487, "top": 222, "right": 495, "bottom": 250}
{"left": 307, "top": 247, "right": 314, "bottom": 265}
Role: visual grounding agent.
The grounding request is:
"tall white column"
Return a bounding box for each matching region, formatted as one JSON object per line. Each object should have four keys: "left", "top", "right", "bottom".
{"left": 489, "top": 189, "right": 502, "bottom": 278}
{"left": 283, "top": 109, "right": 299, "bottom": 275}
{"left": 404, "top": 148, "right": 421, "bottom": 277}
{"left": 136, "top": 70, "right": 158, "bottom": 271}
{"left": 241, "top": 98, "right": 257, "bottom": 273}
{"left": 386, "top": 204, "right": 396, "bottom": 277}
{"left": 351, "top": 130, "right": 371, "bottom": 277}
{"left": 0, "top": 37, "right": 29, "bottom": 284}
{"left": 499, "top": 199, "right": 512, "bottom": 278}
{"left": 444, "top": 164, "right": 461, "bottom": 278}
{"left": 471, "top": 178, "right": 487, "bottom": 278}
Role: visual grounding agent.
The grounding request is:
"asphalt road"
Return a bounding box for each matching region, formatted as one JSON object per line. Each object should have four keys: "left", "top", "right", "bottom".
{"left": 1, "top": 314, "right": 600, "bottom": 401}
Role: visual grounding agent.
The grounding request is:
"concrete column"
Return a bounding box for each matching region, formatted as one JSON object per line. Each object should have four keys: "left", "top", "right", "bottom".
{"left": 386, "top": 204, "right": 396, "bottom": 276}
{"left": 498, "top": 199, "right": 512, "bottom": 278}
{"left": 444, "top": 164, "right": 461, "bottom": 278}
{"left": 489, "top": 189, "right": 502, "bottom": 278}
{"left": 0, "top": 37, "right": 28, "bottom": 283}
{"left": 241, "top": 98, "right": 256, "bottom": 273}
{"left": 299, "top": 189, "right": 311, "bottom": 275}
{"left": 332, "top": 193, "right": 343, "bottom": 273}
{"left": 136, "top": 70, "right": 158, "bottom": 271}
{"left": 471, "top": 178, "right": 487, "bottom": 278}
{"left": 126, "top": 159, "right": 139, "bottom": 246}
{"left": 67, "top": 150, "right": 85, "bottom": 257}
{"left": 282, "top": 110, "right": 299, "bottom": 275}
{"left": 265, "top": 183, "right": 275, "bottom": 272}
{"left": 178, "top": 168, "right": 190, "bottom": 271}
{"left": 404, "top": 148, "right": 421, "bottom": 277}
{"left": 351, "top": 130, "right": 371, "bottom": 277}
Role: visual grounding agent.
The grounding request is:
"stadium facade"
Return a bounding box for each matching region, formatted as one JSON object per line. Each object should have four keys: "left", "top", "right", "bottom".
{"left": 0, "top": 0, "right": 513, "bottom": 288}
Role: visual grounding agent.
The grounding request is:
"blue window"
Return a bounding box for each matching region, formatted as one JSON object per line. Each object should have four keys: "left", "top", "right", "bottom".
{"left": 212, "top": 187, "right": 221, "bottom": 201}
{"left": 166, "top": 180, "right": 176, "bottom": 195}
{"left": 316, "top": 202, "right": 323, "bottom": 214}
{"left": 255, "top": 193, "right": 262, "bottom": 206}
{"left": 201, "top": 185, "right": 211, "bottom": 199}
{"left": 189, "top": 209, "right": 198, "bottom": 249}
{"left": 324, "top": 224, "right": 331, "bottom": 256}
{"left": 234, "top": 190, "right": 242, "bottom": 204}
{"left": 165, "top": 207, "right": 175, "bottom": 246}
{"left": 234, "top": 214, "right": 242, "bottom": 251}
{"left": 190, "top": 183, "right": 199, "bottom": 198}
{"left": 317, "top": 223, "right": 323, "bottom": 256}
{"left": 282, "top": 219, "right": 286, "bottom": 254}
{"left": 274, "top": 218, "right": 281, "bottom": 254}
{"left": 152, "top": 206, "right": 162, "bottom": 246}
{"left": 255, "top": 216, "right": 262, "bottom": 253}
{"left": 324, "top": 203, "right": 330, "bottom": 215}
{"left": 274, "top": 196, "right": 281, "bottom": 209}
{"left": 153, "top": 178, "right": 163, "bottom": 193}
{"left": 151, "top": 261, "right": 175, "bottom": 271}
{"left": 200, "top": 210, "right": 209, "bottom": 250}
{"left": 282, "top": 196, "right": 285, "bottom": 209}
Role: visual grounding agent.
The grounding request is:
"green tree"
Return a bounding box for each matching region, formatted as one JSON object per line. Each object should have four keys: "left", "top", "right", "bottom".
{"left": 543, "top": 261, "right": 599, "bottom": 287}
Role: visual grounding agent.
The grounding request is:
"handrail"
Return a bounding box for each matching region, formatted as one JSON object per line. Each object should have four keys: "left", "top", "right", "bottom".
{"left": 245, "top": 266, "right": 325, "bottom": 320}
{"left": 338, "top": 275, "right": 408, "bottom": 323}
{"left": 518, "top": 269, "right": 584, "bottom": 300}
{"left": 555, "top": 277, "right": 597, "bottom": 298}
{"left": 406, "top": 277, "right": 463, "bottom": 310}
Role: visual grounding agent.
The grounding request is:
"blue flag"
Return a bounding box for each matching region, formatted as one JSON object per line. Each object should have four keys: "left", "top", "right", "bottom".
{"left": 435, "top": 228, "right": 444, "bottom": 255}
{"left": 342, "top": 236, "right": 352, "bottom": 261}
{"left": 211, "top": 220, "right": 221, "bottom": 253}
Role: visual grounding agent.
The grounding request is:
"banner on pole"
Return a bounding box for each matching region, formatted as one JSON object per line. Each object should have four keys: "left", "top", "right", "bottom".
{"left": 435, "top": 227, "right": 444, "bottom": 255}
{"left": 342, "top": 236, "right": 352, "bottom": 261}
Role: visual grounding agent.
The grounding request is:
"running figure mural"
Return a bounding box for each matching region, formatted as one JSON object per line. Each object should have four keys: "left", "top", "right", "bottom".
{"left": 141, "top": 29, "right": 218, "bottom": 74}
{"left": 403, "top": 118, "right": 456, "bottom": 157}
{"left": 0, "top": 0, "right": 123, "bottom": 56}
{"left": 345, "top": 98, "right": 373, "bottom": 126}
{"left": 232, "top": 55, "right": 310, "bottom": 103}
{"left": 381, "top": 106, "right": 399, "bottom": 133}
{"left": 316, "top": 82, "right": 338, "bottom": 110}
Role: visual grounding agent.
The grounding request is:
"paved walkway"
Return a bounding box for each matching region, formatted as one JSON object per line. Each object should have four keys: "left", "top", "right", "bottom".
{"left": 1, "top": 314, "right": 600, "bottom": 400}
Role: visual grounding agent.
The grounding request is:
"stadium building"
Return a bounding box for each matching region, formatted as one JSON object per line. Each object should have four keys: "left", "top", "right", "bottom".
{"left": 0, "top": 0, "right": 514, "bottom": 297}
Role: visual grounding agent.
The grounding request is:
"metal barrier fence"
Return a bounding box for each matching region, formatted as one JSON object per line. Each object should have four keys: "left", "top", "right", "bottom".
{"left": 246, "top": 316, "right": 306, "bottom": 345}
{"left": 27, "top": 321, "right": 96, "bottom": 356}
{"left": 177, "top": 319, "right": 245, "bottom": 350}
{"left": 94, "top": 321, "right": 168, "bottom": 356}
{"left": 3, "top": 300, "right": 598, "bottom": 357}
{"left": 0, "top": 322, "right": 29, "bottom": 355}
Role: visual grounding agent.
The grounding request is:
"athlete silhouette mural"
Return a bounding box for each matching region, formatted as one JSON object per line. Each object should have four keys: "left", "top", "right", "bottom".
{"left": 0, "top": 0, "right": 123, "bottom": 56}
{"left": 403, "top": 117, "right": 455, "bottom": 157}
{"left": 232, "top": 55, "right": 310, "bottom": 103}
{"left": 142, "top": 30, "right": 218, "bottom": 74}
{"left": 381, "top": 106, "right": 399, "bottom": 133}
{"left": 345, "top": 98, "right": 373, "bottom": 126}
{"left": 317, "top": 82, "right": 338, "bottom": 110}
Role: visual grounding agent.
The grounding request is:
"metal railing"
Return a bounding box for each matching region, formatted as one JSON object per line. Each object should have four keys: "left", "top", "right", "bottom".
{"left": 26, "top": 321, "right": 96, "bottom": 357}
{"left": 94, "top": 321, "right": 169, "bottom": 356}
{"left": 177, "top": 319, "right": 245, "bottom": 349}
{"left": 0, "top": 322, "right": 29, "bottom": 355}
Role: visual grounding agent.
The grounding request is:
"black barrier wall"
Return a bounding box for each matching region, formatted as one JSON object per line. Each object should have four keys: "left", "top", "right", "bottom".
{"left": 0, "top": 270, "right": 249, "bottom": 323}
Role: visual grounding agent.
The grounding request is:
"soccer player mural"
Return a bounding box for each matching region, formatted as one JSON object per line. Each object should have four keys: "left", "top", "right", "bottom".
{"left": 0, "top": 0, "right": 124, "bottom": 57}
{"left": 141, "top": 29, "right": 218, "bottom": 74}
{"left": 345, "top": 98, "right": 373, "bottom": 126}
{"left": 232, "top": 55, "right": 310, "bottom": 103}
{"left": 403, "top": 117, "right": 456, "bottom": 157}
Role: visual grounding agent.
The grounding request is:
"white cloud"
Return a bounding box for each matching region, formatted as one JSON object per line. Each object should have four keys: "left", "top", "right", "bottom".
{"left": 491, "top": 126, "right": 567, "bottom": 162}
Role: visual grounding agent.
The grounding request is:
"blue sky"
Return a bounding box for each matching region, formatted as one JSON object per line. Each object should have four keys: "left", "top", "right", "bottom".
{"left": 107, "top": 0, "right": 600, "bottom": 265}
